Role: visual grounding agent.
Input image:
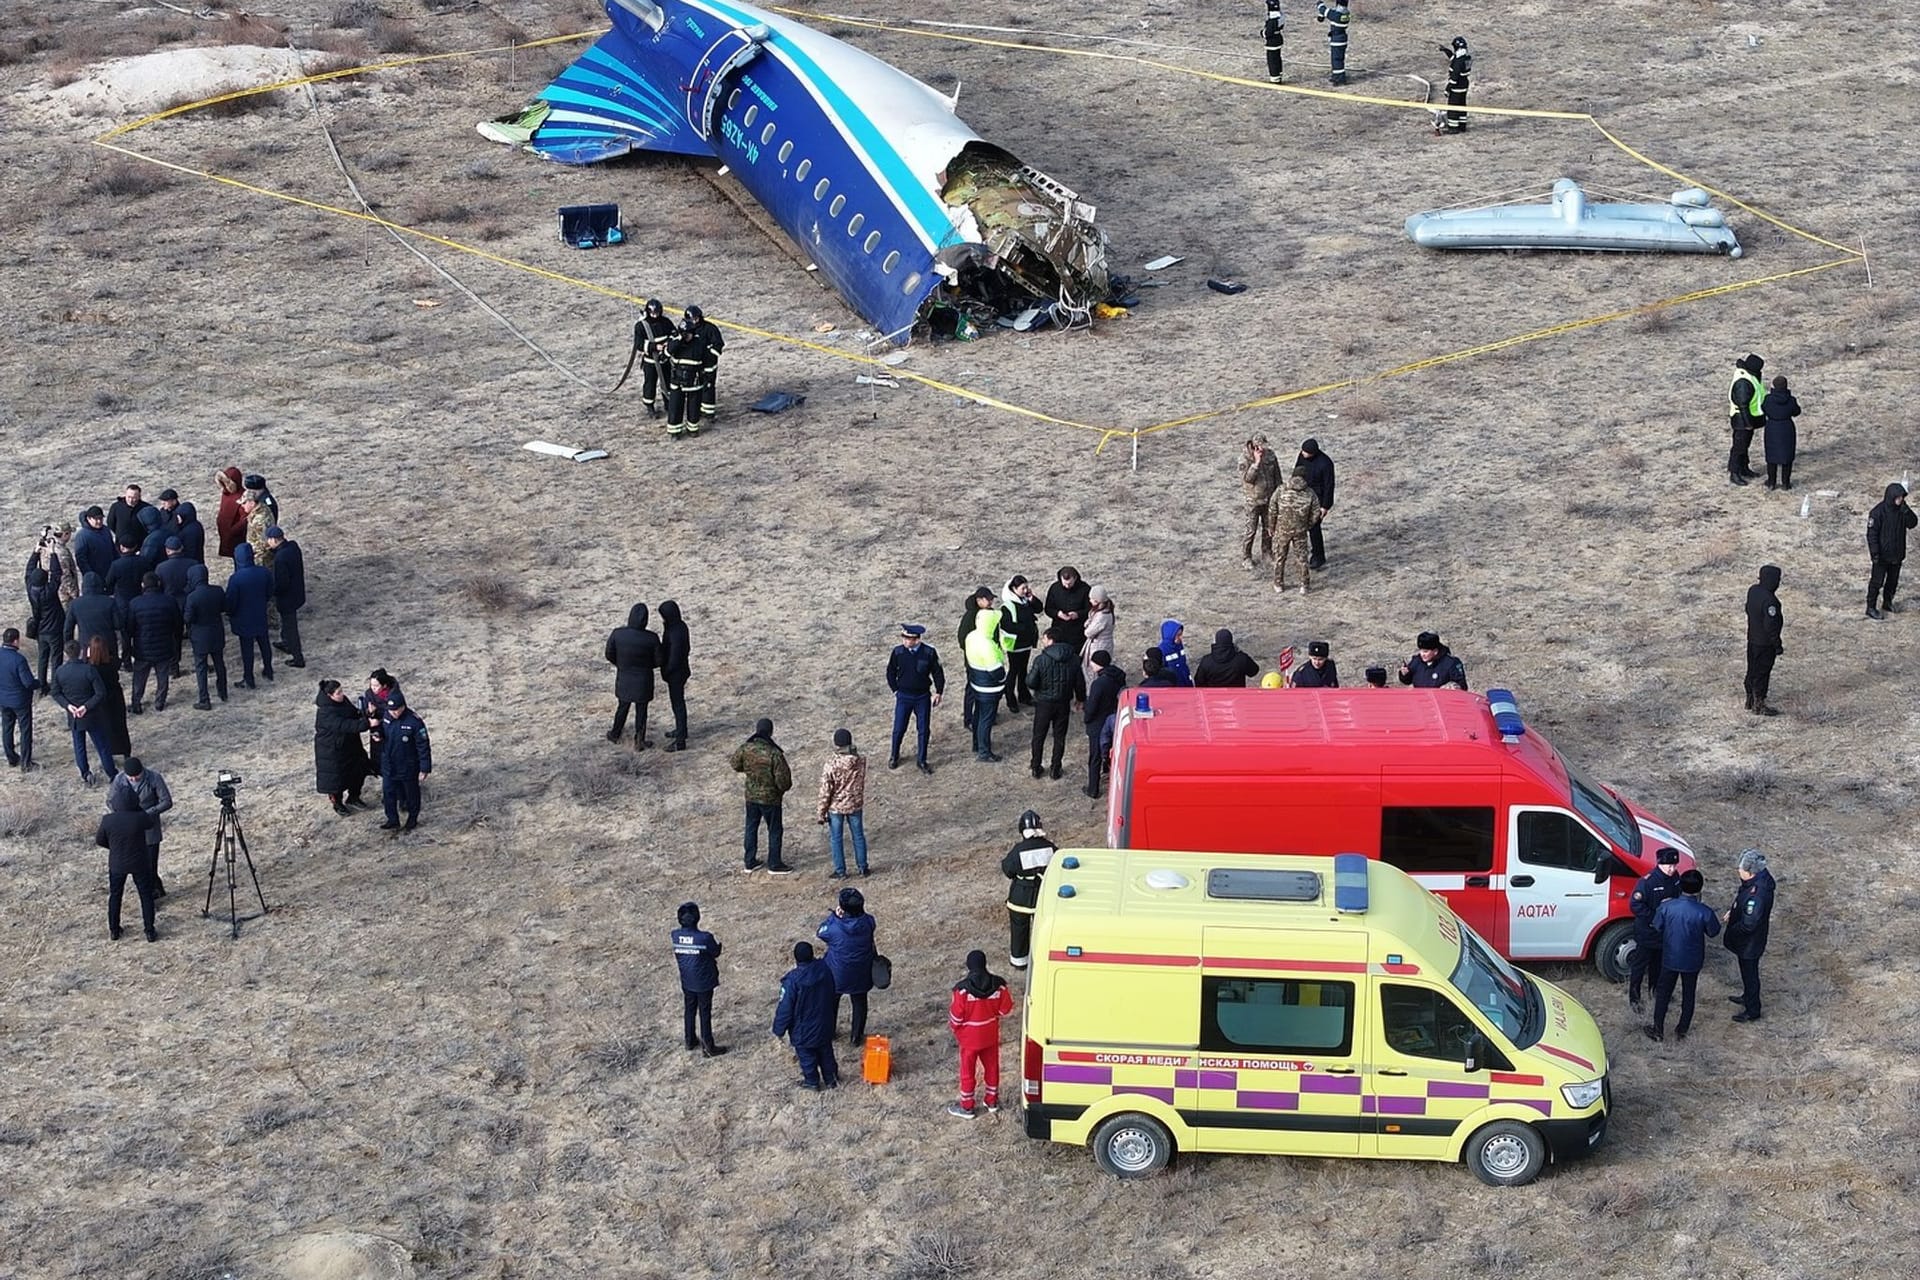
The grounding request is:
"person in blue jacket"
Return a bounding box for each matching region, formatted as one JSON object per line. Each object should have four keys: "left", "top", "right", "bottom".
{"left": 818, "top": 887, "right": 878, "bottom": 1048}
{"left": 0, "top": 628, "right": 37, "bottom": 770}
{"left": 671, "top": 902, "right": 728, "bottom": 1057}
{"left": 1647, "top": 869, "right": 1720, "bottom": 1042}
{"left": 1724, "top": 848, "right": 1776, "bottom": 1023}
{"left": 223, "top": 543, "right": 274, "bottom": 687}
{"left": 378, "top": 691, "right": 432, "bottom": 832}
{"left": 1155, "top": 620, "right": 1194, "bottom": 687}
{"left": 773, "top": 941, "right": 841, "bottom": 1090}
{"left": 1626, "top": 847, "right": 1683, "bottom": 1015}
{"left": 266, "top": 527, "right": 306, "bottom": 668}
{"left": 174, "top": 501, "right": 205, "bottom": 565}
{"left": 73, "top": 507, "right": 115, "bottom": 582}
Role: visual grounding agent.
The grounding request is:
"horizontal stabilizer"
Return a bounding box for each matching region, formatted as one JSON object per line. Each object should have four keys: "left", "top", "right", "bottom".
{"left": 479, "top": 29, "right": 714, "bottom": 164}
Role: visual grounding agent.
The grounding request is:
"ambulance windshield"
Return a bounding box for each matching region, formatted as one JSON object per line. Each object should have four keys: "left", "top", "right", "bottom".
{"left": 1450, "top": 926, "right": 1539, "bottom": 1048}
{"left": 1566, "top": 764, "right": 1640, "bottom": 856}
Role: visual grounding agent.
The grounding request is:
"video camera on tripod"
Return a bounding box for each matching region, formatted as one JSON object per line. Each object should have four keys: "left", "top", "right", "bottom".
{"left": 213, "top": 769, "right": 243, "bottom": 805}
{"left": 205, "top": 769, "right": 266, "bottom": 937}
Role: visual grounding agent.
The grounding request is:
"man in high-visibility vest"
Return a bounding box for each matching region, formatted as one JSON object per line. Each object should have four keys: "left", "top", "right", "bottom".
{"left": 1263, "top": 1, "right": 1285, "bottom": 84}
{"left": 1315, "top": 0, "right": 1350, "bottom": 86}
{"left": 1727, "top": 352, "right": 1766, "bottom": 486}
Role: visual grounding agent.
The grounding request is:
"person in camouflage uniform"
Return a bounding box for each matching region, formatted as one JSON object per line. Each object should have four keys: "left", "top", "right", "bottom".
{"left": 1240, "top": 436, "right": 1283, "bottom": 566}
{"left": 730, "top": 717, "right": 794, "bottom": 873}
{"left": 1270, "top": 466, "right": 1324, "bottom": 594}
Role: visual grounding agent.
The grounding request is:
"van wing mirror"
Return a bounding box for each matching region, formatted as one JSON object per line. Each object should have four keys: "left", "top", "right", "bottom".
{"left": 1594, "top": 853, "right": 1624, "bottom": 884}
{"left": 1463, "top": 1032, "right": 1485, "bottom": 1074}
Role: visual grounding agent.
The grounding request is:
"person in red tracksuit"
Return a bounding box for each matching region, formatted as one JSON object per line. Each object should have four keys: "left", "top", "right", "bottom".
{"left": 947, "top": 950, "right": 1013, "bottom": 1119}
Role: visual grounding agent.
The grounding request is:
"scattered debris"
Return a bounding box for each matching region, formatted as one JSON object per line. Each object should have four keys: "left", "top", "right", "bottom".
{"left": 813, "top": 322, "right": 836, "bottom": 333}
{"left": 998, "top": 307, "right": 1048, "bottom": 332}
{"left": 558, "top": 203, "right": 623, "bottom": 249}
{"left": 1207, "top": 278, "right": 1247, "bottom": 295}
{"left": 523, "top": 440, "right": 608, "bottom": 462}
{"left": 412, "top": 299, "right": 442, "bottom": 309}
{"left": 1093, "top": 302, "right": 1130, "bottom": 320}
{"left": 748, "top": 391, "right": 806, "bottom": 414}
{"left": 1405, "top": 179, "right": 1743, "bottom": 257}
{"left": 878, "top": 351, "right": 912, "bottom": 366}
{"left": 1143, "top": 254, "right": 1183, "bottom": 271}
{"left": 856, "top": 375, "right": 900, "bottom": 388}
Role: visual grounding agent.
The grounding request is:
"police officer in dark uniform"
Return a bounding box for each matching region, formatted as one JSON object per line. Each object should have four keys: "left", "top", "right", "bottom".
{"left": 885, "top": 622, "right": 945, "bottom": 774}
{"left": 1439, "top": 36, "right": 1472, "bottom": 133}
{"left": 1724, "top": 848, "right": 1775, "bottom": 1023}
{"left": 1626, "top": 846, "right": 1682, "bottom": 1014}
{"left": 1263, "top": 1, "right": 1285, "bottom": 83}
{"left": 1743, "top": 564, "right": 1783, "bottom": 716}
{"left": 633, "top": 299, "right": 675, "bottom": 421}
{"left": 378, "top": 691, "right": 432, "bottom": 832}
{"left": 1290, "top": 640, "right": 1339, "bottom": 687}
{"left": 671, "top": 901, "right": 728, "bottom": 1056}
{"left": 1002, "top": 810, "right": 1056, "bottom": 970}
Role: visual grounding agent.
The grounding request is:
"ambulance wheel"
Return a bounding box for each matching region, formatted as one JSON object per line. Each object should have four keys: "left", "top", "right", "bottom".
{"left": 1092, "top": 1113, "right": 1174, "bottom": 1178}
{"left": 1593, "top": 921, "right": 1636, "bottom": 984}
{"left": 1465, "top": 1120, "right": 1547, "bottom": 1187}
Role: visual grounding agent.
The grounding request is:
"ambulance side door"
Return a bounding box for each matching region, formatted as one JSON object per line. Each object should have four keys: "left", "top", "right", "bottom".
{"left": 1196, "top": 930, "right": 1367, "bottom": 1156}
{"left": 1371, "top": 980, "right": 1514, "bottom": 1161}
{"left": 1507, "top": 806, "right": 1611, "bottom": 959}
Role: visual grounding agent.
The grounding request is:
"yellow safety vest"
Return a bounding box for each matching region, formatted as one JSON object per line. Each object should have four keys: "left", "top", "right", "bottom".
{"left": 1729, "top": 371, "right": 1762, "bottom": 420}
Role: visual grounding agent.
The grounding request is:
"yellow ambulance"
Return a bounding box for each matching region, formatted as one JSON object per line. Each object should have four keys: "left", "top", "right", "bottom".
{"left": 1020, "top": 851, "right": 1611, "bottom": 1185}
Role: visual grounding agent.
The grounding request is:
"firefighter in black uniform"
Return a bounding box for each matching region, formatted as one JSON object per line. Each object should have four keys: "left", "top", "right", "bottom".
{"left": 633, "top": 298, "right": 675, "bottom": 421}
{"left": 1263, "top": 1, "right": 1285, "bottom": 84}
{"left": 1315, "top": 1, "right": 1349, "bottom": 86}
{"left": 686, "top": 305, "right": 725, "bottom": 429}
{"left": 1626, "top": 847, "right": 1682, "bottom": 1014}
{"left": 665, "top": 321, "right": 707, "bottom": 439}
{"left": 1001, "top": 810, "right": 1056, "bottom": 970}
{"left": 1439, "top": 36, "right": 1472, "bottom": 133}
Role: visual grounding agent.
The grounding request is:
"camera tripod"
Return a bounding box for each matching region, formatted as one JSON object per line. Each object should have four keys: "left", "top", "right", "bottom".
{"left": 204, "top": 793, "right": 268, "bottom": 939}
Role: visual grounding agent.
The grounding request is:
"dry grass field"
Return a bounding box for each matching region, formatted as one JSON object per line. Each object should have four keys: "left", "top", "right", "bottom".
{"left": 3, "top": 1, "right": 1919, "bottom": 1276}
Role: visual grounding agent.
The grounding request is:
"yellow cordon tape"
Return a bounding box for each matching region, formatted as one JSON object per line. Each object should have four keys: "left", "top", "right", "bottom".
{"left": 94, "top": 19, "right": 1864, "bottom": 448}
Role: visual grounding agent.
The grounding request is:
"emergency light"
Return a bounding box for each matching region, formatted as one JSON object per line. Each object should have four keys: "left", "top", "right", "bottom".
{"left": 1486, "top": 688, "right": 1526, "bottom": 742}
{"left": 1333, "top": 852, "right": 1370, "bottom": 912}
{"left": 1134, "top": 692, "right": 1154, "bottom": 716}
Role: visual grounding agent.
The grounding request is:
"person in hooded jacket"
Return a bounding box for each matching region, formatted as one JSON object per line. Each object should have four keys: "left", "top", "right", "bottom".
{"left": 1398, "top": 631, "right": 1467, "bottom": 689}
{"left": 214, "top": 467, "right": 247, "bottom": 559}
{"left": 947, "top": 950, "right": 1014, "bottom": 1118}
{"left": 1865, "top": 483, "right": 1915, "bottom": 620}
{"left": 104, "top": 542, "right": 145, "bottom": 666}
{"left": 671, "top": 901, "right": 728, "bottom": 1056}
{"left": 1744, "top": 565, "right": 1784, "bottom": 715}
{"left": 1083, "top": 651, "right": 1127, "bottom": 798}
{"left": 604, "top": 602, "right": 660, "bottom": 748}
{"left": 267, "top": 527, "right": 306, "bottom": 668}
{"left": 1296, "top": 439, "right": 1336, "bottom": 569}
{"left": 1726, "top": 353, "right": 1765, "bottom": 485}
{"left": 817, "top": 887, "right": 878, "bottom": 1048}
{"left": 1194, "top": 628, "right": 1261, "bottom": 687}
{"left": 1723, "top": 848, "right": 1776, "bottom": 1023}
{"left": 136, "top": 506, "right": 170, "bottom": 571}
{"left": 1025, "top": 626, "right": 1085, "bottom": 781}
{"left": 1761, "top": 376, "right": 1800, "bottom": 491}
{"left": 1043, "top": 567, "right": 1092, "bottom": 651}
{"left": 774, "top": 941, "right": 840, "bottom": 1089}
{"left": 999, "top": 575, "right": 1040, "bottom": 715}
{"left": 963, "top": 606, "right": 1009, "bottom": 762}
{"left": 67, "top": 572, "right": 119, "bottom": 666}
{"left": 53, "top": 640, "right": 113, "bottom": 783}
{"left": 1289, "top": 640, "right": 1338, "bottom": 688}
{"left": 314, "top": 679, "right": 371, "bottom": 815}
{"left": 657, "top": 599, "right": 691, "bottom": 751}
{"left": 73, "top": 507, "right": 115, "bottom": 583}
{"left": 97, "top": 784, "right": 160, "bottom": 942}
{"left": 174, "top": 501, "right": 205, "bottom": 565}
{"left": 27, "top": 545, "right": 68, "bottom": 694}
{"left": 1155, "top": 620, "right": 1195, "bottom": 686}
{"left": 182, "top": 563, "right": 228, "bottom": 708}
{"left": 1139, "top": 648, "right": 1179, "bottom": 688}
{"left": 224, "top": 544, "right": 274, "bottom": 688}
{"left": 127, "top": 573, "right": 181, "bottom": 714}
{"left": 1002, "top": 810, "right": 1056, "bottom": 969}
{"left": 154, "top": 540, "right": 194, "bottom": 610}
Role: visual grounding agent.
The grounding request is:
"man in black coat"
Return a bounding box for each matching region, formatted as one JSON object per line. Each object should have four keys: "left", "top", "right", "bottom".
{"left": 127, "top": 574, "right": 182, "bottom": 714}
{"left": 657, "top": 599, "right": 691, "bottom": 751}
{"left": 1865, "top": 482, "right": 1916, "bottom": 620}
{"left": 66, "top": 572, "right": 119, "bottom": 664}
{"left": 1083, "top": 650, "right": 1127, "bottom": 799}
{"left": 1398, "top": 632, "right": 1468, "bottom": 689}
{"left": 604, "top": 602, "right": 660, "bottom": 748}
{"left": 1194, "top": 628, "right": 1262, "bottom": 687}
{"left": 267, "top": 527, "right": 307, "bottom": 667}
{"left": 999, "top": 575, "right": 1041, "bottom": 715}
{"left": 1025, "top": 627, "right": 1085, "bottom": 781}
{"left": 73, "top": 507, "right": 115, "bottom": 582}
{"left": 97, "top": 785, "right": 160, "bottom": 941}
{"left": 105, "top": 484, "right": 148, "bottom": 552}
{"left": 174, "top": 501, "right": 205, "bottom": 564}
{"left": 1724, "top": 848, "right": 1776, "bottom": 1023}
{"left": 53, "top": 641, "right": 114, "bottom": 784}
{"left": 1042, "top": 567, "right": 1092, "bottom": 651}
{"left": 182, "top": 563, "right": 228, "bottom": 709}
{"left": 103, "top": 543, "right": 145, "bottom": 669}
{"left": 1296, "top": 439, "right": 1336, "bottom": 569}
{"left": 1744, "top": 564, "right": 1784, "bottom": 715}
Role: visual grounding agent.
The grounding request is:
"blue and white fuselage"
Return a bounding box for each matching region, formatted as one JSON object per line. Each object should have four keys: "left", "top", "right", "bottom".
{"left": 481, "top": 0, "right": 1109, "bottom": 341}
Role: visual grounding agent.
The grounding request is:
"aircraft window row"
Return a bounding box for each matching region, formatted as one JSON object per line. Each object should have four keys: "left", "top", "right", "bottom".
{"left": 786, "top": 160, "right": 911, "bottom": 291}
{"left": 743, "top": 103, "right": 758, "bottom": 128}
{"left": 761, "top": 121, "right": 777, "bottom": 146}
{"left": 778, "top": 140, "right": 793, "bottom": 163}
{"left": 847, "top": 213, "right": 865, "bottom": 236}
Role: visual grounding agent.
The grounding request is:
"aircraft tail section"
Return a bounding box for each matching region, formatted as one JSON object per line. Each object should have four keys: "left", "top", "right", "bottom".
{"left": 477, "top": 25, "right": 715, "bottom": 163}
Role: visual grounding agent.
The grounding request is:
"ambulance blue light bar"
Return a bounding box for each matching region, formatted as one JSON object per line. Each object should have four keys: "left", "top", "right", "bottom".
{"left": 1486, "top": 688, "right": 1526, "bottom": 742}
{"left": 1332, "top": 853, "right": 1369, "bottom": 913}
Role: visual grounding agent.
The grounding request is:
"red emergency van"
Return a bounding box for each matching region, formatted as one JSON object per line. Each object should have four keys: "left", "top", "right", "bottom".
{"left": 1104, "top": 687, "right": 1695, "bottom": 980}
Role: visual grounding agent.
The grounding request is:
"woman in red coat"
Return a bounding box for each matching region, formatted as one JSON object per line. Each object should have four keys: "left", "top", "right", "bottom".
{"left": 947, "top": 950, "right": 1013, "bottom": 1118}
{"left": 214, "top": 466, "right": 246, "bottom": 559}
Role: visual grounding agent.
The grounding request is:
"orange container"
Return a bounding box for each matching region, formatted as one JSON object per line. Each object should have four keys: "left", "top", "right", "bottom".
{"left": 861, "top": 1035, "right": 892, "bottom": 1085}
